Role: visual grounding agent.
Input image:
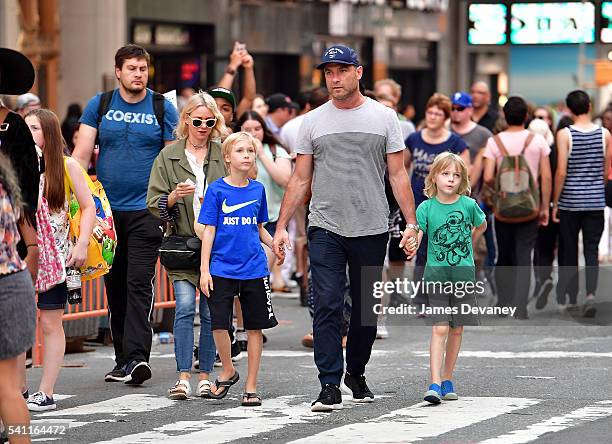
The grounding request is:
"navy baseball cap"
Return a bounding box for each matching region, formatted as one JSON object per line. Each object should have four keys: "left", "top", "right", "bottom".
{"left": 451, "top": 91, "right": 473, "bottom": 108}
{"left": 316, "top": 45, "right": 360, "bottom": 69}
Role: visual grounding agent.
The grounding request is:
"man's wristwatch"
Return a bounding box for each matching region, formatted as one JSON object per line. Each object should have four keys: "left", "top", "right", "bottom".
{"left": 405, "top": 223, "right": 420, "bottom": 234}
{"left": 225, "top": 66, "right": 237, "bottom": 75}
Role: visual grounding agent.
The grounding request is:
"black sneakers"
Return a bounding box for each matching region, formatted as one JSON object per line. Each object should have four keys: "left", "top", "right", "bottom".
{"left": 311, "top": 384, "right": 343, "bottom": 412}
{"left": 124, "top": 360, "right": 152, "bottom": 385}
{"left": 105, "top": 364, "right": 127, "bottom": 382}
{"left": 341, "top": 373, "right": 374, "bottom": 403}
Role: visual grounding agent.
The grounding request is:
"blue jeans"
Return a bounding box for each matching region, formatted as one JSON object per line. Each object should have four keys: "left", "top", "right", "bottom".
{"left": 172, "top": 280, "right": 216, "bottom": 373}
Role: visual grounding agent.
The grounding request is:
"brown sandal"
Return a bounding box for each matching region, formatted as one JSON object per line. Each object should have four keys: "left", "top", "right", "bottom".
{"left": 241, "top": 392, "right": 262, "bottom": 407}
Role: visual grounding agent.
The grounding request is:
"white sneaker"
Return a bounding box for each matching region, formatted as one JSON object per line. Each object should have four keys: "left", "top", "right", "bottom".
{"left": 27, "top": 391, "right": 56, "bottom": 411}
{"left": 197, "top": 379, "right": 212, "bottom": 398}
{"left": 557, "top": 303, "right": 567, "bottom": 314}
{"left": 168, "top": 379, "right": 191, "bottom": 400}
{"left": 376, "top": 324, "right": 389, "bottom": 339}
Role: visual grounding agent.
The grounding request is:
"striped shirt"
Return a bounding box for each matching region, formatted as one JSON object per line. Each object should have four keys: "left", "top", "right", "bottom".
{"left": 558, "top": 126, "right": 606, "bottom": 211}
{"left": 295, "top": 98, "right": 404, "bottom": 237}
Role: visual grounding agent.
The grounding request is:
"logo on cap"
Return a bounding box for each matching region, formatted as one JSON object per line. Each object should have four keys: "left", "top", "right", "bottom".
{"left": 325, "top": 47, "right": 344, "bottom": 59}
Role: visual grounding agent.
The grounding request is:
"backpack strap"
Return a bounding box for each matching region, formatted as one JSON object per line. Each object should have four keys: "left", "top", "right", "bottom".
{"left": 153, "top": 92, "right": 166, "bottom": 148}
{"left": 492, "top": 134, "right": 509, "bottom": 157}
{"left": 520, "top": 132, "right": 535, "bottom": 155}
{"left": 95, "top": 90, "right": 115, "bottom": 147}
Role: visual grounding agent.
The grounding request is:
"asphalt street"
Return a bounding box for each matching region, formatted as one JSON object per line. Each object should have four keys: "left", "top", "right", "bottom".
{"left": 24, "top": 292, "right": 612, "bottom": 444}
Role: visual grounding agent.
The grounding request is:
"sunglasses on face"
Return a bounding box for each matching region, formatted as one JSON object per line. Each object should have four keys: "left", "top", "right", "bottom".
{"left": 535, "top": 115, "right": 547, "bottom": 120}
{"left": 452, "top": 106, "right": 466, "bottom": 112}
{"left": 188, "top": 115, "right": 217, "bottom": 128}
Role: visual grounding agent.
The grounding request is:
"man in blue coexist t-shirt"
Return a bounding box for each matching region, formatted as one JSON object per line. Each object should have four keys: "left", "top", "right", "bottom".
{"left": 72, "top": 44, "right": 179, "bottom": 386}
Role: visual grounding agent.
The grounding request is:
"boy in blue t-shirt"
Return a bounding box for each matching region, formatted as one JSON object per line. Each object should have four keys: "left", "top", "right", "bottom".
{"left": 198, "top": 131, "right": 281, "bottom": 407}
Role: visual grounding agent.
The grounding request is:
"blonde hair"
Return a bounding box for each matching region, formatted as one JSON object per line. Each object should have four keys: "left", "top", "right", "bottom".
{"left": 175, "top": 91, "right": 229, "bottom": 140}
{"left": 423, "top": 152, "right": 470, "bottom": 198}
{"left": 221, "top": 131, "right": 258, "bottom": 171}
{"left": 374, "top": 78, "right": 401, "bottom": 102}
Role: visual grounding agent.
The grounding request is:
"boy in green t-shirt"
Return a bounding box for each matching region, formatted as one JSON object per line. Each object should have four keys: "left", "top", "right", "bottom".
{"left": 415, "top": 152, "right": 487, "bottom": 404}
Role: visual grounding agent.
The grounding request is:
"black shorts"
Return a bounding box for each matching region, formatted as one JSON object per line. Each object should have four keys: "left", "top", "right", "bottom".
{"left": 427, "top": 290, "right": 480, "bottom": 328}
{"left": 264, "top": 221, "right": 277, "bottom": 237}
{"left": 37, "top": 281, "right": 68, "bottom": 310}
{"left": 209, "top": 275, "right": 278, "bottom": 331}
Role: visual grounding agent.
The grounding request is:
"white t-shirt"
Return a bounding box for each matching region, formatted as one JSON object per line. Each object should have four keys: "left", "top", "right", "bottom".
{"left": 185, "top": 149, "right": 207, "bottom": 221}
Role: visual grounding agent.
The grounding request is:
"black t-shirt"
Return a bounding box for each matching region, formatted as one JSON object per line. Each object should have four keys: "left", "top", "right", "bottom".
{"left": 477, "top": 107, "right": 499, "bottom": 133}
{"left": 0, "top": 109, "right": 40, "bottom": 257}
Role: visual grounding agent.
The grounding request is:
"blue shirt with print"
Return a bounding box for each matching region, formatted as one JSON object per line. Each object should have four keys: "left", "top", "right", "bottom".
{"left": 198, "top": 178, "right": 269, "bottom": 280}
{"left": 80, "top": 89, "right": 179, "bottom": 211}
{"left": 405, "top": 131, "right": 468, "bottom": 206}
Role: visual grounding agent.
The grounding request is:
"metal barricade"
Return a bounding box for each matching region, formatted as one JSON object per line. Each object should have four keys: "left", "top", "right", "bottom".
{"left": 32, "top": 261, "right": 176, "bottom": 366}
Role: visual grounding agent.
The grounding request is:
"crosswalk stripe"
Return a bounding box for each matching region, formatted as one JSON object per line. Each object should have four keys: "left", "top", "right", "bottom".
{"left": 479, "top": 400, "right": 612, "bottom": 444}
{"left": 412, "top": 351, "right": 612, "bottom": 359}
{"left": 90, "top": 394, "right": 386, "bottom": 444}
{"left": 287, "top": 397, "right": 540, "bottom": 444}
{"left": 35, "top": 394, "right": 175, "bottom": 417}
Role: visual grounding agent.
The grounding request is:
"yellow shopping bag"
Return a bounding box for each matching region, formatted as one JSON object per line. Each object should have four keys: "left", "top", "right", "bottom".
{"left": 64, "top": 158, "right": 117, "bottom": 281}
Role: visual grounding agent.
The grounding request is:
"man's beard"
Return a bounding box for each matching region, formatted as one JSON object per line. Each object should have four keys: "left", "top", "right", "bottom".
{"left": 332, "top": 84, "right": 357, "bottom": 101}
{"left": 120, "top": 78, "right": 145, "bottom": 94}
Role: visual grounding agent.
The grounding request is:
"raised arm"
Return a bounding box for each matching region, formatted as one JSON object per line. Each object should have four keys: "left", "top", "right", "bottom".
{"left": 218, "top": 42, "right": 244, "bottom": 90}
{"left": 235, "top": 52, "right": 256, "bottom": 117}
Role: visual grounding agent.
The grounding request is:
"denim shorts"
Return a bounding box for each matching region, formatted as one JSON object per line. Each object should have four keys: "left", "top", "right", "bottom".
{"left": 37, "top": 281, "right": 68, "bottom": 310}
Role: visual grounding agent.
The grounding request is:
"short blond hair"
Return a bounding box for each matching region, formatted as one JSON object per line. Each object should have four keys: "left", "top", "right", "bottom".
{"left": 423, "top": 152, "right": 470, "bottom": 198}
{"left": 175, "top": 91, "right": 229, "bottom": 140}
{"left": 221, "top": 131, "right": 259, "bottom": 172}
{"left": 374, "top": 78, "right": 401, "bottom": 102}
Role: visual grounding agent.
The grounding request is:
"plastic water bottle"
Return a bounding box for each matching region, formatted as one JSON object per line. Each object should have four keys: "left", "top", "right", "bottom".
{"left": 66, "top": 267, "right": 82, "bottom": 305}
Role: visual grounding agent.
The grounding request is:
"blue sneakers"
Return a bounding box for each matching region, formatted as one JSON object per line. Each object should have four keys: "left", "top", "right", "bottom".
{"left": 423, "top": 383, "right": 442, "bottom": 404}
{"left": 441, "top": 380, "right": 458, "bottom": 400}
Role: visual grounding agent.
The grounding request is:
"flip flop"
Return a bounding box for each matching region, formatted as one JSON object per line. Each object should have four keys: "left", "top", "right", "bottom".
{"left": 208, "top": 371, "right": 240, "bottom": 399}
{"left": 272, "top": 285, "right": 292, "bottom": 293}
{"left": 241, "top": 392, "right": 262, "bottom": 407}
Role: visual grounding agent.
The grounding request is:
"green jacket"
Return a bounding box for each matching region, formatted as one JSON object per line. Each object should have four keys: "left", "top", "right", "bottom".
{"left": 147, "top": 138, "right": 226, "bottom": 286}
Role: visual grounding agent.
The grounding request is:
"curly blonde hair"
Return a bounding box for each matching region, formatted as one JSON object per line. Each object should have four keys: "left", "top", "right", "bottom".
{"left": 175, "top": 91, "right": 229, "bottom": 140}
{"left": 423, "top": 152, "right": 470, "bottom": 198}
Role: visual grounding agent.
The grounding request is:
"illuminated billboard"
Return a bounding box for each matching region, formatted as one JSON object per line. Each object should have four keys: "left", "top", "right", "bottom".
{"left": 510, "top": 2, "right": 595, "bottom": 44}
{"left": 468, "top": 4, "right": 507, "bottom": 45}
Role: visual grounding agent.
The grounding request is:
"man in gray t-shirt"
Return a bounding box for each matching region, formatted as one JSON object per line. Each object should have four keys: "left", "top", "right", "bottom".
{"left": 272, "top": 45, "right": 418, "bottom": 412}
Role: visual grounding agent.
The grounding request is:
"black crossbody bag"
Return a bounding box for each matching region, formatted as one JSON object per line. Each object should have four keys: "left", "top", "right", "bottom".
{"left": 158, "top": 147, "right": 211, "bottom": 271}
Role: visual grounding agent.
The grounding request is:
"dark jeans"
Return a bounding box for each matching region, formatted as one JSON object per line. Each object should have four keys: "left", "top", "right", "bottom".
{"left": 308, "top": 227, "right": 388, "bottom": 387}
{"left": 556, "top": 210, "right": 604, "bottom": 304}
{"left": 494, "top": 218, "right": 538, "bottom": 316}
{"left": 533, "top": 219, "right": 559, "bottom": 285}
{"left": 104, "top": 210, "right": 163, "bottom": 367}
{"left": 483, "top": 207, "right": 497, "bottom": 268}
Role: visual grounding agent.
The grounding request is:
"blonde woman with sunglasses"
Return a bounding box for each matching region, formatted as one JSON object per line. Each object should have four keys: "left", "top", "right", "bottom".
{"left": 147, "top": 92, "right": 229, "bottom": 400}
